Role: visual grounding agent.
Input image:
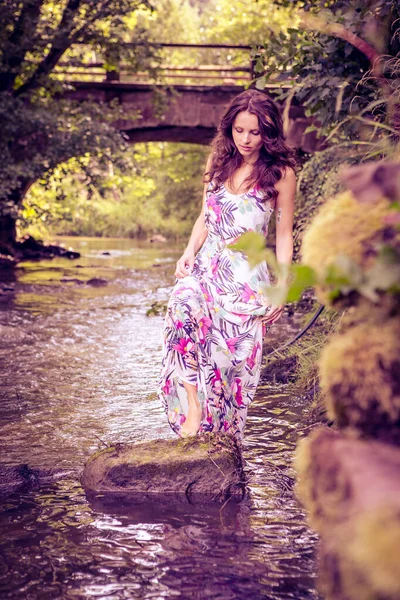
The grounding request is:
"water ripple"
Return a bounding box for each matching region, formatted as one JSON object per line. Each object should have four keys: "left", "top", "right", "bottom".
{"left": 0, "top": 238, "right": 321, "bottom": 599}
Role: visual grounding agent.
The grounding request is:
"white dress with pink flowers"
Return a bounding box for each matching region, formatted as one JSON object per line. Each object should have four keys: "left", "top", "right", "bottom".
{"left": 158, "top": 183, "right": 274, "bottom": 439}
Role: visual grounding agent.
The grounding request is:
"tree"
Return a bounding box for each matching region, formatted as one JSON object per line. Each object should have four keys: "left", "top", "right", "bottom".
{"left": 254, "top": 0, "right": 400, "bottom": 143}
{"left": 0, "top": 0, "right": 155, "bottom": 253}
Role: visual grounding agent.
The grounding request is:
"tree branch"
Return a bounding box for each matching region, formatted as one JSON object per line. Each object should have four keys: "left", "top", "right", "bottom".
{"left": 299, "top": 12, "right": 382, "bottom": 67}
{"left": 14, "top": 0, "right": 83, "bottom": 97}
{"left": 0, "top": 0, "right": 44, "bottom": 92}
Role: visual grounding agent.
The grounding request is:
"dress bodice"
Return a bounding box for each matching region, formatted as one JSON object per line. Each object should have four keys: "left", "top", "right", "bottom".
{"left": 204, "top": 183, "right": 273, "bottom": 245}
{"left": 191, "top": 183, "right": 274, "bottom": 314}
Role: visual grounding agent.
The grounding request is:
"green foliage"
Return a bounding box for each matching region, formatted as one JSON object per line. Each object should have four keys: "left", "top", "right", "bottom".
{"left": 0, "top": 0, "right": 156, "bottom": 245}
{"left": 255, "top": 0, "right": 400, "bottom": 140}
{"left": 20, "top": 142, "right": 208, "bottom": 239}
{"left": 293, "top": 146, "right": 365, "bottom": 262}
{"left": 230, "top": 231, "right": 278, "bottom": 270}
{"left": 201, "top": 0, "right": 292, "bottom": 45}
{"left": 0, "top": 93, "right": 132, "bottom": 201}
{"left": 229, "top": 208, "right": 400, "bottom": 306}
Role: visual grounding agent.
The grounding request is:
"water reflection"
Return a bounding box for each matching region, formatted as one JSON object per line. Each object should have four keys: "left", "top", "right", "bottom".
{"left": 0, "top": 479, "right": 318, "bottom": 600}
{"left": 0, "top": 237, "right": 320, "bottom": 599}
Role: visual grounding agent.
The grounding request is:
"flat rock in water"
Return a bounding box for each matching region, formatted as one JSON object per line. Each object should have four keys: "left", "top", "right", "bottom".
{"left": 86, "top": 277, "right": 107, "bottom": 287}
{"left": 81, "top": 434, "right": 246, "bottom": 503}
{"left": 0, "top": 464, "right": 77, "bottom": 498}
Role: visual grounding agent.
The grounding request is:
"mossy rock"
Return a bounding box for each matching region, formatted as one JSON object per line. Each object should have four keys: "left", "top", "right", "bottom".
{"left": 318, "top": 509, "right": 400, "bottom": 600}
{"left": 294, "top": 427, "right": 400, "bottom": 599}
{"left": 338, "top": 294, "right": 400, "bottom": 333}
{"left": 81, "top": 434, "right": 247, "bottom": 504}
{"left": 302, "top": 190, "right": 398, "bottom": 306}
{"left": 318, "top": 319, "right": 400, "bottom": 442}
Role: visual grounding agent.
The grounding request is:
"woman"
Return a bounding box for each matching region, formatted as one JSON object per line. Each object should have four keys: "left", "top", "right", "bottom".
{"left": 158, "top": 89, "right": 296, "bottom": 439}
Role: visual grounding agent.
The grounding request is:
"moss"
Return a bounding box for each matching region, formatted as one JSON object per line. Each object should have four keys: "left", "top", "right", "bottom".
{"left": 338, "top": 294, "right": 400, "bottom": 332}
{"left": 302, "top": 191, "right": 396, "bottom": 306}
{"left": 294, "top": 427, "right": 349, "bottom": 529}
{"left": 293, "top": 146, "right": 363, "bottom": 262}
{"left": 347, "top": 507, "right": 400, "bottom": 597}
{"left": 293, "top": 429, "right": 316, "bottom": 517}
{"left": 317, "top": 507, "right": 400, "bottom": 600}
{"left": 319, "top": 319, "right": 400, "bottom": 441}
{"left": 294, "top": 428, "right": 400, "bottom": 599}
{"left": 81, "top": 434, "right": 246, "bottom": 502}
{"left": 85, "top": 446, "right": 116, "bottom": 465}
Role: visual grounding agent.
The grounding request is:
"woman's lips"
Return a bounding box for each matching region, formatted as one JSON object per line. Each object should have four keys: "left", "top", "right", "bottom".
{"left": 240, "top": 145, "right": 251, "bottom": 151}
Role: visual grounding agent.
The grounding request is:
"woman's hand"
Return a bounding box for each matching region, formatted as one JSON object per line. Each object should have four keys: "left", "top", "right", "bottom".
{"left": 262, "top": 304, "right": 284, "bottom": 325}
{"left": 175, "top": 249, "right": 195, "bottom": 278}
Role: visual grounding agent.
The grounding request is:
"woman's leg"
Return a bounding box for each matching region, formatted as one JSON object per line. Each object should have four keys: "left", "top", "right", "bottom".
{"left": 180, "top": 380, "right": 202, "bottom": 436}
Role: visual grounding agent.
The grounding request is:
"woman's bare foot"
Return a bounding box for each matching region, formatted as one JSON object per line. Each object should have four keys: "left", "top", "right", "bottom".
{"left": 181, "top": 382, "right": 202, "bottom": 437}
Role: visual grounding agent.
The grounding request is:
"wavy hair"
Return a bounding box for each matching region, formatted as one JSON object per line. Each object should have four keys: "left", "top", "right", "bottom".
{"left": 205, "top": 89, "right": 296, "bottom": 205}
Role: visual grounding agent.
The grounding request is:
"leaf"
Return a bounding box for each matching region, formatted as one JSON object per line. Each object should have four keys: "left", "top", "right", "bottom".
{"left": 229, "top": 231, "right": 277, "bottom": 270}
{"left": 287, "top": 265, "right": 318, "bottom": 302}
{"left": 255, "top": 76, "right": 267, "bottom": 90}
{"left": 254, "top": 59, "right": 265, "bottom": 74}
{"left": 259, "top": 283, "right": 288, "bottom": 306}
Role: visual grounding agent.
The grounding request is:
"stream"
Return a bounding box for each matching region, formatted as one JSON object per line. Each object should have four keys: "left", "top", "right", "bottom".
{"left": 0, "top": 237, "right": 321, "bottom": 600}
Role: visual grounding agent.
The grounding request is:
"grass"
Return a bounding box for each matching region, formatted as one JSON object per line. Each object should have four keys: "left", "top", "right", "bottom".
{"left": 266, "top": 304, "right": 342, "bottom": 426}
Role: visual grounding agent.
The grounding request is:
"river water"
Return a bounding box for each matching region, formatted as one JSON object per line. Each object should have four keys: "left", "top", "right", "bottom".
{"left": 0, "top": 237, "right": 321, "bottom": 600}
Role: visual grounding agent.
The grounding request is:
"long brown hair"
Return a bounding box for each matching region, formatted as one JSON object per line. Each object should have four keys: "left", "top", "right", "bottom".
{"left": 205, "top": 89, "right": 296, "bottom": 205}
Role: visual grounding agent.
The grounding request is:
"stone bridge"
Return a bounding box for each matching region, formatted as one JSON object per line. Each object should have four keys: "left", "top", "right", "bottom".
{"left": 65, "top": 81, "right": 320, "bottom": 152}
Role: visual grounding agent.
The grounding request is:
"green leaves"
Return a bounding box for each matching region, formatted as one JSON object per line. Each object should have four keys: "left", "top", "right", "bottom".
{"left": 229, "top": 231, "right": 277, "bottom": 270}
{"left": 363, "top": 246, "right": 400, "bottom": 297}
{"left": 287, "top": 265, "right": 317, "bottom": 301}
{"left": 230, "top": 230, "right": 400, "bottom": 306}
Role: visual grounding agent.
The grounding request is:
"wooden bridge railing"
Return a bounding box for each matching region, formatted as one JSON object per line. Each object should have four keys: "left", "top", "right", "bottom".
{"left": 56, "top": 43, "right": 259, "bottom": 86}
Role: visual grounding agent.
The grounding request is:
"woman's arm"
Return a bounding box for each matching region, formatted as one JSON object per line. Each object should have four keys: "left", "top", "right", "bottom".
{"left": 275, "top": 167, "right": 296, "bottom": 281}
{"left": 174, "top": 157, "right": 211, "bottom": 279}
{"left": 264, "top": 167, "right": 296, "bottom": 323}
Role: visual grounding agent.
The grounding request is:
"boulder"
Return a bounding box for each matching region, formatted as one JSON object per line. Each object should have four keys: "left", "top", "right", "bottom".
{"left": 294, "top": 427, "right": 400, "bottom": 600}
{"left": 81, "top": 434, "right": 246, "bottom": 504}
{"left": 319, "top": 319, "right": 400, "bottom": 443}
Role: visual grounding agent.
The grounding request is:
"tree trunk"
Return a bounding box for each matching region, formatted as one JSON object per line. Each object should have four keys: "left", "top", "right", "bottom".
{"left": 0, "top": 180, "right": 34, "bottom": 254}
{"left": 0, "top": 210, "right": 18, "bottom": 253}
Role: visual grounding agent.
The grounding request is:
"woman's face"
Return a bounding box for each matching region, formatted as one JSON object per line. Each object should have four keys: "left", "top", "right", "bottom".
{"left": 232, "top": 111, "right": 263, "bottom": 162}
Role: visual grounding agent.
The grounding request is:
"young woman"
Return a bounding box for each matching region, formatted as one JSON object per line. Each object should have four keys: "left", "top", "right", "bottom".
{"left": 158, "top": 89, "right": 296, "bottom": 438}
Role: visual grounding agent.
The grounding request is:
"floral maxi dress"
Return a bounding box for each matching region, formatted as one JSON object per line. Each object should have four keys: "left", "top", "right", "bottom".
{"left": 158, "top": 183, "right": 274, "bottom": 439}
